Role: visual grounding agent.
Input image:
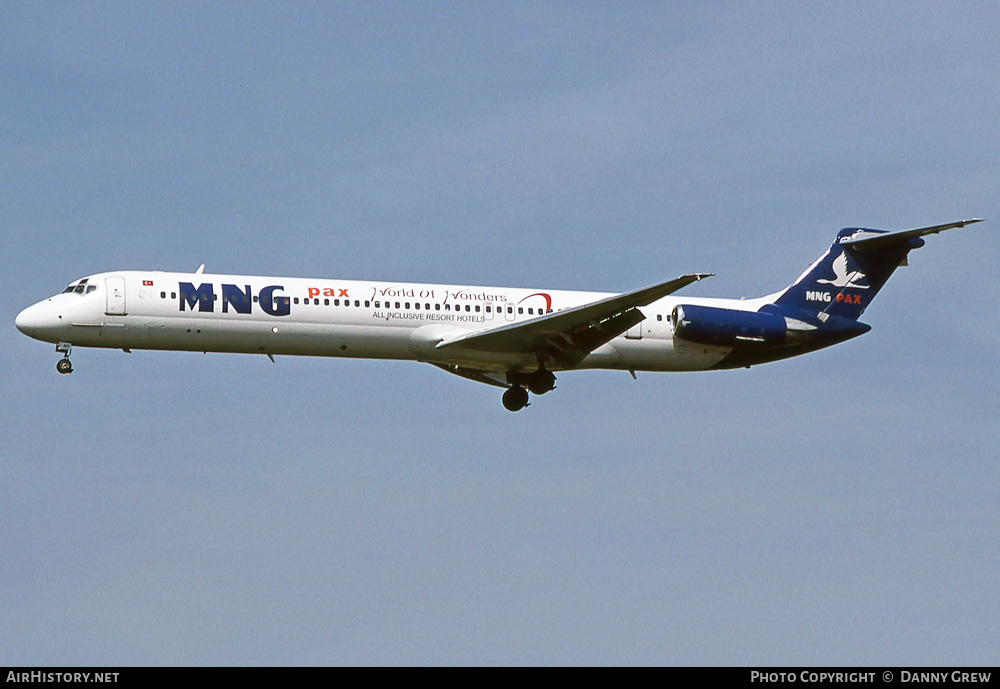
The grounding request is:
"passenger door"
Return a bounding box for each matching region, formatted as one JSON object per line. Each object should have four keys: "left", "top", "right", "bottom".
{"left": 105, "top": 276, "right": 126, "bottom": 315}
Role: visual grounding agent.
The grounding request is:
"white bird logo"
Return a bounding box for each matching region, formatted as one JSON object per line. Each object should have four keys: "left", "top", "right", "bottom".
{"left": 817, "top": 252, "right": 870, "bottom": 289}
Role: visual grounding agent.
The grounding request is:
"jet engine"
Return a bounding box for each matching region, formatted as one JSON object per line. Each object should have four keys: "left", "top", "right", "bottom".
{"left": 671, "top": 304, "right": 789, "bottom": 347}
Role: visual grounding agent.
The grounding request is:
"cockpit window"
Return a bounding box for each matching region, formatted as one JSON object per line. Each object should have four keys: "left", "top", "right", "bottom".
{"left": 62, "top": 278, "right": 92, "bottom": 295}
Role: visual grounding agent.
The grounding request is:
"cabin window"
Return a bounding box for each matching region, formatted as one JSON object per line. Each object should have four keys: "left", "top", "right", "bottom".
{"left": 293, "top": 297, "right": 299, "bottom": 304}
{"left": 518, "top": 307, "right": 523, "bottom": 315}
{"left": 475, "top": 305, "right": 480, "bottom": 312}
{"left": 657, "top": 314, "right": 663, "bottom": 321}
{"left": 415, "top": 302, "right": 421, "bottom": 310}
{"left": 365, "top": 300, "right": 370, "bottom": 308}
{"left": 324, "top": 298, "right": 330, "bottom": 306}
{"left": 394, "top": 301, "right": 400, "bottom": 309}
{"left": 160, "top": 292, "right": 166, "bottom": 299}
{"left": 172, "top": 292, "right": 177, "bottom": 299}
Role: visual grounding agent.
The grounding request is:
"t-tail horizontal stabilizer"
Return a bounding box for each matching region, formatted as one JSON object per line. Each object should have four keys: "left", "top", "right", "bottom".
{"left": 839, "top": 218, "right": 985, "bottom": 251}
{"left": 772, "top": 218, "right": 985, "bottom": 321}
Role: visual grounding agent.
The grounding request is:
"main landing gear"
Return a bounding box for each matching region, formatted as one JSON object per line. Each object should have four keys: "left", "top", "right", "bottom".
{"left": 502, "top": 386, "right": 529, "bottom": 412}
{"left": 55, "top": 342, "right": 73, "bottom": 374}
{"left": 501, "top": 368, "right": 557, "bottom": 412}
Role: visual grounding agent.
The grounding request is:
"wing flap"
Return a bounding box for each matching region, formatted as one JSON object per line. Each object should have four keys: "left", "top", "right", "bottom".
{"left": 429, "top": 363, "right": 510, "bottom": 388}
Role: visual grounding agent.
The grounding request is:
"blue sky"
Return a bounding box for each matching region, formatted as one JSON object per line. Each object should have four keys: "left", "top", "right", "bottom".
{"left": 2, "top": 2, "right": 997, "bottom": 665}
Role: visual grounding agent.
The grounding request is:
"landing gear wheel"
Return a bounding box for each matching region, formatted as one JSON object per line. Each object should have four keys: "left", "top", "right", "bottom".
{"left": 527, "top": 370, "right": 556, "bottom": 395}
{"left": 502, "top": 386, "right": 529, "bottom": 412}
{"left": 56, "top": 359, "right": 73, "bottom": 375}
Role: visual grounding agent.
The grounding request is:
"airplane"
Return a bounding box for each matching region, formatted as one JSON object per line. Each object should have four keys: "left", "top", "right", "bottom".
{"left": 15, "top": 219, "right": 984, "bottom": 411}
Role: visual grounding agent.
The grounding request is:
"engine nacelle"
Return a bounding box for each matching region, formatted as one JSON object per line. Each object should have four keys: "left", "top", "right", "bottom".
{"left": 671, "top": 304, "right": 788, "bottom": 348}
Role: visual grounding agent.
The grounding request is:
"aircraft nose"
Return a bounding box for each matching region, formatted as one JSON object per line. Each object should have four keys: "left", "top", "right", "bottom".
{"left": 15, "top": 304, "right": 38, "bottom": 336}
{"left": 15, "top": 301, "right": 57, "bottom": 339}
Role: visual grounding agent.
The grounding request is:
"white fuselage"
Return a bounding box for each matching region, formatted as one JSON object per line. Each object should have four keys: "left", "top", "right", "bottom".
{"left": 16, "top": 270, "right": 768, "bottom": 374}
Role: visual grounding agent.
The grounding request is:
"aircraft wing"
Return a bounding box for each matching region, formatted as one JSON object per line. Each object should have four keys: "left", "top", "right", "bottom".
{"left": 435, "top": 273, "right": 711, "bottom": 368}
{"left": 841, "top": 218, "right": 985, "bottom": 251}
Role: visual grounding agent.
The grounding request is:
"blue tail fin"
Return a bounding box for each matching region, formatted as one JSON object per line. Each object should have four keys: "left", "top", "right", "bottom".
{"left": 773, "top": 228, "right": 914, "bottom": 320}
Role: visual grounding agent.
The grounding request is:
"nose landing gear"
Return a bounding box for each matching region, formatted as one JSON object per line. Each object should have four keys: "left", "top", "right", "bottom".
{"left": 55, "top": 342, "right": 73, "bottom": 374}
